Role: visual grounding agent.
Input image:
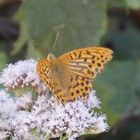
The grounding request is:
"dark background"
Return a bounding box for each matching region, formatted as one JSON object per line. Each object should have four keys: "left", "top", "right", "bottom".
{"left": 0, "top": 0, "right": 140, "bottom": 140}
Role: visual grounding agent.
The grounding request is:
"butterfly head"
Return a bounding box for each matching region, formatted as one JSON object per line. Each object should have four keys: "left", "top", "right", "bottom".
{"left": 47, "top": 53, "right": 56, "bottom": 62}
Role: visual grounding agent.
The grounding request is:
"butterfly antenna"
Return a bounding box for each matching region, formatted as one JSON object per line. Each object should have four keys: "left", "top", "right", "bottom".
{"left": 52, "top": 32, "right": 59, "bottom": 51}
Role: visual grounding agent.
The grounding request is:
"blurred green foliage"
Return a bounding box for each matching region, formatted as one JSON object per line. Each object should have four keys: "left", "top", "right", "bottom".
{"left": 0, "top": 0, "right": 140, "bottom": 137}
{"left": 18, "top": 0, "right": 108, "bottom": 57}
{"left": 96, "top": 61, "right": 140, "bottom": 124}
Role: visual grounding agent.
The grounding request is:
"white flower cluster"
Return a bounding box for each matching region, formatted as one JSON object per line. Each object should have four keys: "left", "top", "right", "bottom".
{"left": 0, "top": 59, "right": 48, "bottom": 95}
{"left": 0, "top": 59, "right": 109, "bottom": 140}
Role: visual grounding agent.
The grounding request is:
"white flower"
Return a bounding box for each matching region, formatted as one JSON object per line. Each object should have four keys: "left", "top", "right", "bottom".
{"left": 0, "top": 59, "right": 109, "bottom": 140}
{"left": 0, "top": 59, "right": 48, "bottom": 95}
{"left": 0, "top": 119, "right": 10, "bottom": 139}
{"left": 0, "top": 90, "right": 17, "bottom": 117}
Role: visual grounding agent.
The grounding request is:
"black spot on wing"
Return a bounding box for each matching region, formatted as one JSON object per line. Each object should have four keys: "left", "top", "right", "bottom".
{"left": 76, "top": 90, "right": 80, "bottom": 94}
{"left": 86, "top": 50, "right": 91, "bottom": 55}
{"left": 78, "top": 51, "right": 82, "bottom": 58}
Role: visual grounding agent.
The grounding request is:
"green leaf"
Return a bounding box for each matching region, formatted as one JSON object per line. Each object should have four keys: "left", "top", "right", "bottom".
{"left": 11, "top": 22, "right": 28, "bottom": 55}
{"left": 100, "top": 0, "right": 140, "bottom": 61}
{"left": 19, "top": 0, "right": 108, "bottom": 56}
{"left": 107, "top": 0, "right": 127, "bottom": 8}
{"left": 95, "top": 61, "right": 140, "bottom": 125}
{"left": 0, "top": 45, "right": 7, "bottom": 69}
{"left": 126, "top": 0, "right": 140, "bottom": 9}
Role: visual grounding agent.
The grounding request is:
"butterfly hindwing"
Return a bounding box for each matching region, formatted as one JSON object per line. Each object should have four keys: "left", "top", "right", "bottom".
{"left": 67, "top": 75, "right": 92, "bottom": 101}
{"left": 49, "top": 74, "right": 93, "bottom": 103}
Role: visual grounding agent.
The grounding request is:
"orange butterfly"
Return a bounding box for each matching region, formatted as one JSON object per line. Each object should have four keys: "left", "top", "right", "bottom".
{"left": 37, "top": 47, "right": 113, "bottom": 103}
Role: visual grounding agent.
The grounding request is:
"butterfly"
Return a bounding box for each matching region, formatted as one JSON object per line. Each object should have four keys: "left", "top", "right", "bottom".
{"left": 36, "top": 47, "right": 113, "bottom": 103}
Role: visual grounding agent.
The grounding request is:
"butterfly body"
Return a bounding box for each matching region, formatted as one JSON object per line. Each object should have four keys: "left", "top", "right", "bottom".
{"left": 37, "top": 47, "right": 113, "bottom": 103}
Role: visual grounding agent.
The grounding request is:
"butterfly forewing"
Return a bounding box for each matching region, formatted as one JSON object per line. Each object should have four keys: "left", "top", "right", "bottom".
{"left": 59, "top": 47, "right": 113, "bottom": 79}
